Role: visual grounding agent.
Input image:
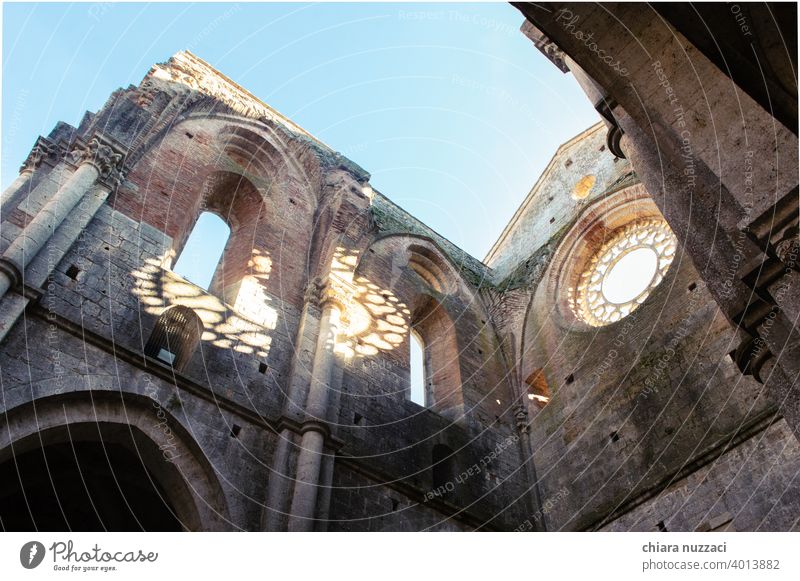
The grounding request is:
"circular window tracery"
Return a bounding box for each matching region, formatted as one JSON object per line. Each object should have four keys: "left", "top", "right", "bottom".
{"left": 572, "top": 218, "right": 677, "bottom": 326}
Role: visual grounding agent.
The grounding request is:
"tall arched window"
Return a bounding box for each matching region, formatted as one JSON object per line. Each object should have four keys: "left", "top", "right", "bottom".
{"left": 144, "top": 306, "right": 203, "bottom": 371}
{"left": 412, "top": 296, "right": 463, "bottom": 416}
{"left": 409, "top": 331, "right": 426, "bottom": 406}
{"left": 172, "top": 212, "right": 230, "bottom": 290}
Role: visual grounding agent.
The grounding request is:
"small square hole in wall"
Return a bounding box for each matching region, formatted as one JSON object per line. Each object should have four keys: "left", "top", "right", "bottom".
{"left": 599, "top": 144, "right": 606, "bottom": 152}
{"left": 688, "top": 282, "right": 697, "bottom": 292}
{"left": 185, "top": 132, "right": 194, "bottom": 139}
{"left": 549, "top": 217, "right": 556, "bottom": 224}
{"left": 613, "top": 157, "right": 620, "bottom": 163}
{"left": 390, "top": 498, "right": 399, "bottom": 512}
{"left": 258, "top": 362, "right": 269, "bottom": 374}
{"left": 656, "top": 520, "right": 667, "bottom": 532}
{"left": 289, "top": 198, "right": 296, "bottom": 205}
{"left": 610, "top": 431, "right": 620, "bottom": 443}
{"left": 66, "top": 265, "right": 81, "bottom": 280}
{"left": 230, "top": 424, "right": 241, "bottom": 438}
{"left": 565, "top": 373, "right": 575, "bottom": 384}
{"left": 565, "top": 158, "right": 573, "bottom": 168}
{"left": 353, "top": 412, "right": 365, "bottom": 426}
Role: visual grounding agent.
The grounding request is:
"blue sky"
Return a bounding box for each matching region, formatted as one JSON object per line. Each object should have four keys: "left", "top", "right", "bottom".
{"left": 2, "top": 2, "right": 599, "bottom": 260}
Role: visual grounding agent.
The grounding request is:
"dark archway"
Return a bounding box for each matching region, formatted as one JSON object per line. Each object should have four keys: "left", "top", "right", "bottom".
{"left": 0, "top": 393, "right": 232, "bottom": 531}
{"left": 0, "top": 441, "right": 181, "bottom": 531}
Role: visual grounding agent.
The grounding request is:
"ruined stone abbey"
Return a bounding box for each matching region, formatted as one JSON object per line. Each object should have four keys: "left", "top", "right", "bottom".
{"left": 1, "top": 4, "right": 798, "bottom": 531}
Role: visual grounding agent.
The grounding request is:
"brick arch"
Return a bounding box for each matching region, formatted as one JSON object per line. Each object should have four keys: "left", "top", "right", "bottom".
{"left": 354, "top": 234, "right": 509, "bottom": 422}
{"left": 412, "top": 293, "right": 464, "bottom": 417}
{"left": 356, "top": 234, "right": 474, "bottom": 299}
{"left": 192, "top": 170, "right": 265, "bottom": 302}
{"left": 217, "top": 123, "right": 319, "bottom": 211}
{"left": 0, "top": 392, "right": 231, "bottom": 531}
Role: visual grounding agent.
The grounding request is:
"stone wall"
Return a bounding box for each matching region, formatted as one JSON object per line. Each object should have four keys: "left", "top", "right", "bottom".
{"left": 0, "top": 47, "right": 797, "bottom": 532}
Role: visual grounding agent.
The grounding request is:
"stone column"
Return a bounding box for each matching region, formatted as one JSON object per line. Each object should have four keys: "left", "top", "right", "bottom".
{"left": 514, "top": 404, "right": 545, "bottom": 531}
{"left": 0, "top": 139, "right": 54, "bottom": 219}
{"left": 287, "top": 294, "right": 341, "bottom": 532}
{"left": 0, "top": 137, "right": 122, "bottom": 300}
{"left": 263, "top": 278, "right": 324, "bottom": 531}
{"left": 0, "top": 185, "right": 109, "bottom": 344}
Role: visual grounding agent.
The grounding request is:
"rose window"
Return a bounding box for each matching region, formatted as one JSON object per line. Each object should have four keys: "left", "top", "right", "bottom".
{"left": 573, "top": 218, "right": 677, "bottom": 326}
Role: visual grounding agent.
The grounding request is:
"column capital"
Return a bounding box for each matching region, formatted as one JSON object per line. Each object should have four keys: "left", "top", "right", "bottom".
{"left": 514, "top": 404, "right": 530, "bottom": 434}
{"left": 303, "top": 275, "right": 355, "bottom": 312}
{"left": 19, "top": 137, "right": 57, "bottom": 173}
{"left": 303, "top": 276, "right": 327, "bottom": 309}
{"left": 67, "top": 134, "right": 126, "bottom": 185}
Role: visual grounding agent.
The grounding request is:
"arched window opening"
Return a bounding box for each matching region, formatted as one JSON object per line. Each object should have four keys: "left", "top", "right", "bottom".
{"left": 431, "top": 444, "right": 457, "bottom": 497}
{"left": 144, "top": 306, "right": 202, "bottom": 371}
{"left": 526, "top": 368, "right": 551, "bottom": 410}
{"left": 412, "top": 296, "right": 463, "bottom": 417}
{"left": 409, "top": 330, "right": 426, "bottom": 406}
{"left": 172, "top": 212, "right": 230, "bottom": 290}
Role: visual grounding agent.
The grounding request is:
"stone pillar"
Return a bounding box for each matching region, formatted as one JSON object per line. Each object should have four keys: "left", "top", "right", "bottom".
{"left": 264, "top": 431, "right": 293, "bottom": 531}
{"left": 0, "top": 139, "right": 54, "bottom": 219}
{"left": 263, "top": 278, "right": 324, "bottom": 531}
{"left": 0, "top": 185, "right": 109, "bottom": 344}
{"left": 0, "top": 172, "right": 33, "bottom": 217}
{"left": 0, "top": 137, "right": 122, "bottom": 300}
{"left": 514, "top": 404, "right": 545, "bottom": 531}
{"left": 287, "top": 296, "right": 341, "bottom": 532}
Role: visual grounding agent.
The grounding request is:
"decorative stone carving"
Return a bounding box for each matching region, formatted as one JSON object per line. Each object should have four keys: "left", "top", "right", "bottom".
{"left": 573, "top": 218, "right": 677, "bottom": 326}
{"left": 71, "top": 137, "right": 124, "bottom": 179}
{"left": 303, "top": 277, "right": 326, "bottom": 309}
{"left": 514, "top": 404, "right": 530, "bottom": 434}
{"left": 19, "top": 138, "right": 55, "bottom": 173}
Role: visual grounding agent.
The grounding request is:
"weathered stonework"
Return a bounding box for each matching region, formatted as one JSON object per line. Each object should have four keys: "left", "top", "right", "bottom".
{"left": 0, "top": 9, "right": 797, "bottom": 533}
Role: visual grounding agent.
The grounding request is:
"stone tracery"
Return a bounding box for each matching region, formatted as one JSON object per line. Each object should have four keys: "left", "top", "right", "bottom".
{"left": 572, "top": 218, "right": 677, "bottom": 326}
